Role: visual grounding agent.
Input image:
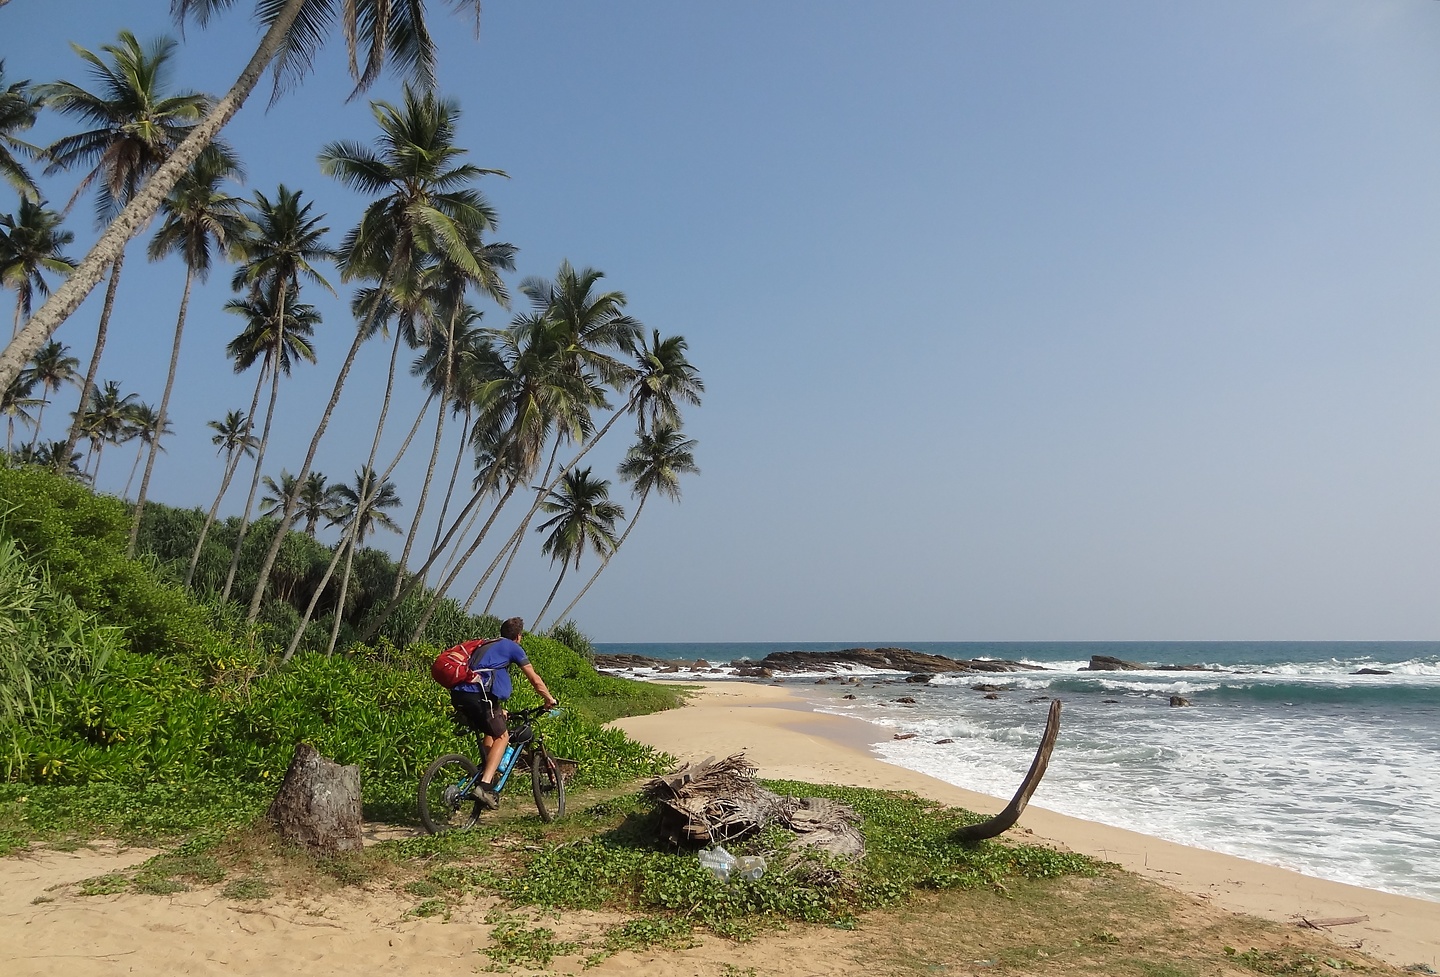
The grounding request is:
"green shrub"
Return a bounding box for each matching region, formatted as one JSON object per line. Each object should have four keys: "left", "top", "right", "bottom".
{"left": 0, "top": 467, "right": 229, "bottom": 659}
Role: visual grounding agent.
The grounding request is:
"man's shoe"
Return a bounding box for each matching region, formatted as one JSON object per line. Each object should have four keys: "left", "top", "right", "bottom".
{"left": 470, "top": 784, "right": 499, "bottom": 809}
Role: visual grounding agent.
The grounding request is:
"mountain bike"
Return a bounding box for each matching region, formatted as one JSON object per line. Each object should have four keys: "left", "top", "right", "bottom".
{"left": 417, "top": 704, "right": 567, "bottom": 833}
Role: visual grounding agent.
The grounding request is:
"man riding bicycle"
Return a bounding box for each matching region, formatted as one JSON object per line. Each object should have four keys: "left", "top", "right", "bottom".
{"left": 448, "top": 616, "right": 557, "bottom": 809}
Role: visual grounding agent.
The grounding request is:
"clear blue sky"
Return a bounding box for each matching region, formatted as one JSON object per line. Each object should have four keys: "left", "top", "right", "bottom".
{"left": 6, "top": 1, "right": 1439, "bottom": 642}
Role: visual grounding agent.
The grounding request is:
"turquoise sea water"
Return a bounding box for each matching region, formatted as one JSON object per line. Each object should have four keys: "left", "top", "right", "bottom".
{"left": 595, "top": 641, "right": 1440, "bottom": 902}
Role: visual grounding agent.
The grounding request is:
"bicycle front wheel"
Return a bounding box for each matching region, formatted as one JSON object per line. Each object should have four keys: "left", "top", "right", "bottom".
{"left": 418, "top": 753, "right": 482, "bottom": 834}
{"left": 530, "top": 746, "right": 566, "bottom": 822}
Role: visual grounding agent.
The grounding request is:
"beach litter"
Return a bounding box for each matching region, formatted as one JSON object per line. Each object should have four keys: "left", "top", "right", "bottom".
{"left": 699, "top": 846, "right": 737, "bottom": 881}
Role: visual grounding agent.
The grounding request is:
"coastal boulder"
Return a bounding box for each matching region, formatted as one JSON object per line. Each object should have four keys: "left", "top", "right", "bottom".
{"left": 1169, "top": 695, "right": 1191, "bottom": 707}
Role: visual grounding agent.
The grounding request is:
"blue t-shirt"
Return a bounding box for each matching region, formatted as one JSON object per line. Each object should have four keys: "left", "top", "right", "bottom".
{"left": 454, "top": 638, "right": 528, "bottom": 700}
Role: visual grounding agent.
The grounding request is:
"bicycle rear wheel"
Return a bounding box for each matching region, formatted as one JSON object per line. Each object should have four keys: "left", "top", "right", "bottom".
{"left": 530, "top": 746, "right": 566, "bottom": 822}
{"left": 419, "top": 753, "right": 482, "bottom": 834}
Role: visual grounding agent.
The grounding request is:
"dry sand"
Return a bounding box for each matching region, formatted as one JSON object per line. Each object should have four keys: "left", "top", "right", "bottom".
{"left": 2, "top": 679, "right": 1436, "bottom": 976}
{"left": 611, "top": 681, "right": 1440, "bottom": 969}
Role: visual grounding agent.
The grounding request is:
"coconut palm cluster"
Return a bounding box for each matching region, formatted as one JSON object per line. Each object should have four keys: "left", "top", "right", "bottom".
{"left": 0, "top": 3, "right": 701, "bottom": 655}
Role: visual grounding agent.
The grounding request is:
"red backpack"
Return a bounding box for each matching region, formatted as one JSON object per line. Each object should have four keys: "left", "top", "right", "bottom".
{"left": 431, "top": 638, "right": 498, "bottom": 689}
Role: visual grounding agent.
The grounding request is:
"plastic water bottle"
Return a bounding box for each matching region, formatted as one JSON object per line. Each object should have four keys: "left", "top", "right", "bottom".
{"left": 735, "top": 855, "right": 767, "bottom": 881}
{"left": 698, "top": 846, "right": 737, "bottom": 881}
{"left": 499, "top": 742, "right": 517, "bottom": 772}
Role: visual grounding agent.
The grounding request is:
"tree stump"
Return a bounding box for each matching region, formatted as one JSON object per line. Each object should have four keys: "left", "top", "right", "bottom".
{"left": 266, "top": 743, "right": 363, "bottom": 852}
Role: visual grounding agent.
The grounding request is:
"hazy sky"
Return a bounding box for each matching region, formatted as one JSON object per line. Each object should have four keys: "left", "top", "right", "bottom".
{"left": 6, "top": 1, "right": 1439, "bottom": 642}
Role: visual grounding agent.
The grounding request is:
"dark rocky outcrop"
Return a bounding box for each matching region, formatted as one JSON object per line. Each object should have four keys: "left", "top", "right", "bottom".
{"left": 751, "top": 648, "right": 1047, "bottom": 675}
{"left": 1352, "top": 668, "right": 1392, "bottom": 675}
{"left": 1169, "top": 695, "right": 1191, "bottom": 707}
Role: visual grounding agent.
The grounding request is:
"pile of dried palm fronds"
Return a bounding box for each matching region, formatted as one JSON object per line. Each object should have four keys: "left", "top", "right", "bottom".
{"left": 644, "top": 753, "right": 865, "bottom": 860}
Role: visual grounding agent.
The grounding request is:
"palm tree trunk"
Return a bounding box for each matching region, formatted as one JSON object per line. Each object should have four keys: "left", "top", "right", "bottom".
{"left": 60, "top": 250, "right": 124, "bottom": 467}
{"left": 532, "top": 563, "right": 569, "bottom": 634}
{"left": 392, "top": 316, "right": 457, "bottom": 599}
{"left": 27, "top": 398, "right": 47, "bottom": 450}
{"left": 428, "top": 406, "right": 471, "bottom": 566}
{"left": 364, "top": 398, "right": 636, "bottom": 645}
{"left": 187, "top": 373, "right": 264, "bottom": 588}
{"left": 282, "top": 535, "right": 347, "bottom": 661}
{"left": 407, "top": 478, "right": 521, "bottom": 642}
{"left": 0, "top": 0, "right": 310, "bottom": 392}
{"left": 245, "top": 274, "right": 395, "bottom": 621}
{"left": 128, "top": 265, "right": 193, "bottom": 556}
{"left": 123, "top": 440, "right": 143, "bottom": 498}
{"left": 549, "top": 489, "right": 649, "bottom": 629}
{"left": 222, "top": 354, "right": 279, "bottom": 604}
{"left": 324, "top": 538, "right": 358, "bottom": 657}
{"left": 482, "top": 440, "right": 563, "bottom": 615}
{"left": 282, "top": 393, "right": 432, "bottom": 654}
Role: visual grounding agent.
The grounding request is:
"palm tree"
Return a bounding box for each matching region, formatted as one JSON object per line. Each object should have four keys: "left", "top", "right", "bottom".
{"left": 0, "top": 61, "right": 43, "bottom": 201}
{"left": 550, "top": 423, "right": 700, "bottom": 628}
{"left": 1, "top": 372, "right": 40, "bottom": 452}
{"left": 532, "top": 467, "right": 622, "bottom": 631}
{"left": 320, "top": 466, "right": 402, "bottom": 656}
{"left": 260, "top": 469, "right": 339, "bottom": 535}
{"left": 128, "top": 145, "right": 248, "bottom": 555}
{"left": 219, "top": 289, "right": 320, "bottom": 602}
{"left": 254, "top": 85, "right": 514, "bottom": 621}
{"left": 74, "top": 380, "right": 138, "bottom": 482}
{"left": 23, "top": 341, "right": 79, "bottom": 449}
{"left": 186, "top": 409, "right": 257, "bottom": 588}
{"left": 0, "top": 0, "right": 489, "bottom": 411}
{"left": 121, "top": 402, "right": 170, "bottom": 499}
{"left": 630, "top": 330, "right": 704, "bottom": 433}
{"left": 0, "top": 199, "right": 77, "bottom": 340}
{"left": 38, "top": 31, "right": 210, "bottom": 467}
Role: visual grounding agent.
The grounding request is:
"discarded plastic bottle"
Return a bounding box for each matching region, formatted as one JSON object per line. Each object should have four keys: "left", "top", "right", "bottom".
{"left": 735, "top": 855, "right": 767, "bottom": 881}
{"left": 698, "top": 846, "right": 737, "bottom": 881}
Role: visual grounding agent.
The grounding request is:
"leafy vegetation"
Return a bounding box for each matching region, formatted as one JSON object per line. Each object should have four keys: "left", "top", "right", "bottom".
{"left": 0, "top": 465, "right": 681, "bottom": 853}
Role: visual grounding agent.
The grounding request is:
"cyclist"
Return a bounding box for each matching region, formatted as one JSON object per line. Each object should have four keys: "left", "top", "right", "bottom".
{"left": 449, "top": 616, "right": 557, "bottom": 808}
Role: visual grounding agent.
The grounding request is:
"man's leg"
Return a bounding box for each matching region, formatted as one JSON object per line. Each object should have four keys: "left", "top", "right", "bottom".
{"left": 479, "top": 730, "right": 508, "bottom": 789}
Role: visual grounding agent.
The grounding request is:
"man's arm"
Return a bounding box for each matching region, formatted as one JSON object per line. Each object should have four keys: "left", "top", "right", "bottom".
{"left": 518, "top": 662, "right": 557, "bottom": 708}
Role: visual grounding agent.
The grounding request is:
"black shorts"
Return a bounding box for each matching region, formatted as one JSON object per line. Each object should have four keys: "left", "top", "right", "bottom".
{"left": 450, "top": 689, "right": 507, "bottom": 738}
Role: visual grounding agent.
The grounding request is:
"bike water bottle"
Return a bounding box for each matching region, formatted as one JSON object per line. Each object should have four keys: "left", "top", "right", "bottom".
{"left": 500, "top": 742, "right": 517, "bottom": 772}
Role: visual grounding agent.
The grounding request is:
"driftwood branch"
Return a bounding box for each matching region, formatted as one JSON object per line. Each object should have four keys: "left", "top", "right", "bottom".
{"left": 952, "top": 698, "right": 1061, "bottom": 842}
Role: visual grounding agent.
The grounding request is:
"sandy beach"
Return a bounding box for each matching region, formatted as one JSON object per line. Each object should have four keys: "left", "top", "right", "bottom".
{"left": 613, "top": 682, "right": 1440, "bottom": 969}
{"left": 2, "top": 680, "right": 1436, "bottom": 976}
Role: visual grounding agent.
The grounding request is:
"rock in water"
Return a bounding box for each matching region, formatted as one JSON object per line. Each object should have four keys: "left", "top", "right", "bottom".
{"left": 1169, "top": 695, "right": 1191, "bottom": 707}
{"left": 266, "top": 743, "right": 363, "bottom": 852}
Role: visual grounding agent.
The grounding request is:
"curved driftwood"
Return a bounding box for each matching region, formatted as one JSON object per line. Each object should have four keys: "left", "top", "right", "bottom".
{"left": 952, "top": 698, "right": 1061, "bottom": 842}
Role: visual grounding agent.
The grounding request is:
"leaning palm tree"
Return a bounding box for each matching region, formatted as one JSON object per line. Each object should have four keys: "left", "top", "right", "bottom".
{"left": 1, "top": 0, "right": 489, "bottom": 414}
{"left": 23, "top": 341, "right": 79, "bottom": 449}
{"left": 531, "top": 467, "right": 622, "bottom": 632}
{"left": 549, "top": 423, "right": 699, "bottom": 629}
{"left": 1, "top": 200, "right": 77, "bottom": 342}
{"left": 253, "top": 84, "right": 513, "bottom": 621}
{"left": 218, "top": 290, "right": 320, "bottom": 602}
{"left": 128, "top": 145, "right": 249, "bottom": 555}
{"left": 479, "top": 264, "right": 640, "bottom": 613}
{"left": 0, "top": 61, "right": 43, "bottom": 201}
{"left": 186, "top": 409, "right": 257, "bottom": 588}
{"left": 319, "top": 466, "right": 401, "bottom": 656}
{"left": 38, "top": 31, "right": 211, "bottom": 467}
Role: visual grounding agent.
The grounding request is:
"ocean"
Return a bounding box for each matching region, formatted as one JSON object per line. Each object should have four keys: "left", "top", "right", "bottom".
{"left": 593, "top": 641, "right": 1440, "bottom": 903}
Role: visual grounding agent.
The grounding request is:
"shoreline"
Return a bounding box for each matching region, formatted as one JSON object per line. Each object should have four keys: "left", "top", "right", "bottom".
{"left": 611, "top": 680, "right": 1440, "bottom": 969}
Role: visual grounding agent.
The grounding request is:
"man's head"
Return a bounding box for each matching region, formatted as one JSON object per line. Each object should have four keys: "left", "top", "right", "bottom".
{"left": 500, "top": 617, "right": 524, "bottom": 641}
